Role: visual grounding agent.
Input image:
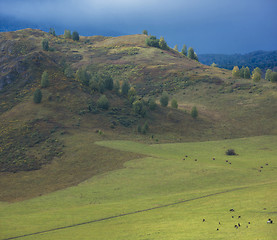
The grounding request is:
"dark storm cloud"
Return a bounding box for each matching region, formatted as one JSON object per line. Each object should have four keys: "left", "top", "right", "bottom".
{"left": 0, "top": 0, "right": 276, "bottom": 53}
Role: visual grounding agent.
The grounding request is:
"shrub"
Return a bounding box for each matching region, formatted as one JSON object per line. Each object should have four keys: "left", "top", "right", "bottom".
{"left": 173, "top": 45, "right": 178, "bottom": 51}
{"left": 171, "top": 98, "right": 178, "bottom": 109}
{"left": 133, "top": 100, "right": 146, "bottom": 117}
{"left": 41, "top": 71, "right": 49, "bottom": 88}
{"left": 76, "top": 68, "right": 90, "bottom": 86}
{"left": 191, "top": 106, "right": 198, "bottom": 119}
{"left": 121, "top": 80, "right": 130, "bottom": 96}
{"left": 33, "top": 89, "right": 42, "bottom": 104}
{"left": 142, "top": 121, "right": 149, "bottom": 134}
{"left": 113, "top": 80, "right": 120, "bottom": 94}
{"left": 42, "top": 39, "right": 49, "bottom": 51}
{"left": 104, "top": 74, "right": 114, "bottom": 90}
{"left": 211, "top": 63, "right": 217, "bottom": 67}
{"left": 160, "top": 92, "right": 169, "bottom": 107}
{"left": 142, "top": 30, "right": 148, "bottom": 35}
{"left": 128, "top": 87, "right": 137, "bottom": 104}
{"left": 72, "top": 31, "right": 79, "bottom": 41}
{"left": 148, "top": 97, "right": 157, "bottom": 110}
{"left": 226, "top": 149, "right": 237, "bottom": 155}
{"left": 97, "top": 95, "right": 109, "bottom": 110}
{"left": 64, "top": 66, "right": 74, "bottom": 78}
{"left": 146, "top": 36, "right": 159, "bottom": 48}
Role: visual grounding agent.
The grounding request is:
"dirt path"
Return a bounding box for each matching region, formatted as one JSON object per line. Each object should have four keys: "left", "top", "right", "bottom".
{"left": 2, "top": 186, "right": 249, "bottom": 240}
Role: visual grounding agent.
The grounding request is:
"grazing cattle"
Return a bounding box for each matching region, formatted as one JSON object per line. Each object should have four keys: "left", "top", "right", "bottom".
{"left": 238, "top": 216, "right": 241, "bottom": 218}
{"left": 229, "top": 162, "right": 232, "bottom": 164}
{"left": 248, "top": 222, "right": 250, "bottom": 224}
{"left": 258, "top": 170, "right": 262, "bottom": 172}
{"left": 217, "top": 228, "right": 219, "bottom": 231}
{"left": 185, "top": 155, "right": 188, "bottom": 158}
{"left": 226, "top": 160, "right": 228, "bottom": 162}
{"left": 234, "top": 225, "right": 238, "bottom": 229}
{"left": 260, "top": 166, "right": 263, "bottom": 168}
{"left": 238, "top": 223, "right": 241, "bottom": 227}
{"left": 232, "top": 216, "right": 234, "bottom": 218}
{"left": 230, "top": 209, "right": 235, "bottom": 212}
{"left": 219, "top": 222, "right": 221, "bottom": 225}
{"left": 213, "top": 158, "right": 215, "bottom": 160}
{"left": 195, "top": 159, "right": 197, "bottom": 161}
{"left": 265, "top": 163, "right": 268, "bottom": 166}
{"left": 203, "top": 219, "right": 206, "bottom": 222}
{"left": 267, "top": 219, "right": 273, "bottom": 224}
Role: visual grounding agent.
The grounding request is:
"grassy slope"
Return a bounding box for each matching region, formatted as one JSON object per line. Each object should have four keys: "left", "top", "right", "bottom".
{"left": 0, "top": 135, "right": 276, "bottom": 240}
{"left": 0, "top": 29, "right": 277, "bottom": 203}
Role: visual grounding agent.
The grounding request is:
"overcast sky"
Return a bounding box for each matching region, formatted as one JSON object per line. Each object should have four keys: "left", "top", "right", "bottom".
{"left": 0, "top": 0, "right": 276, "bottom": 54}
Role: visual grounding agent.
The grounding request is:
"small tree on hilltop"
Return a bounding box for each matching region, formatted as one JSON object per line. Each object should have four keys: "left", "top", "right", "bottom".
{"left": 33, "top": 89, "right": 42, "bottom": 104}
{"left": 159, "top": 36, "right": 169, "bottom": 50}
{"left": 142, "top": 30, "right": 148, "bottom": 35}
{"left": 64, "top": 29, "right": 71, "bottom": 39}
{"left": 72, "top": 31, "right": 79, "bottom": 41}
{"left": 145, "top": 36, "right": 160, "bottom": 48}
{"left": 239, "top": 66, "right": 245, "bottom": 78}
{"left": 232, "top": 66, "right": 240, "bottom": 78}
{"left": 188, "top": 47, "right": 197, "bottom": 60}
{"left": 181, "top": 44, "right": 187, "bottom": 56}
{"left": 160, "top": 91, "right": 169, "bottom": 107}
{"left": 174, "top": 45, "right": 178, "bottom": 51}
{"left": 41, "top": 71, "right": 49, "bottom": 88}
{"left": 191, "top": 106, "right": 198, "bottom": 119}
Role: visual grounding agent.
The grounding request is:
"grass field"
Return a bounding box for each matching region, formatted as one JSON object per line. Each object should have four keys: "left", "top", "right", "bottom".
{"left": 1, "top": 135, "right": 276, "bottom": 240}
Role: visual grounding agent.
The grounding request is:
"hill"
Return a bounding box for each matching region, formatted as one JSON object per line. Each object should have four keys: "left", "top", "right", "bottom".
{"left": 198, "top": 50, "right": 277, "bottom": 72}
{"left": 0, "top": 29, "right": 277, "bottom": 202}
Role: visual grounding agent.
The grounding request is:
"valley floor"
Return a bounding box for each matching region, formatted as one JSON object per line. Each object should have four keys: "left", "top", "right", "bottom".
{"left": 0, "top": 135, "right": 277, "bottom": 240}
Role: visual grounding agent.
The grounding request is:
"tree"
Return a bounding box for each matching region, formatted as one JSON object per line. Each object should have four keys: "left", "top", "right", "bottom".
{"left": 42, "top": 39, "right": 49, "bottom": 51}
{"left": 64, "top": 66, "right": 74, "bottom": 78}
{"left": 33, "top": 89, "right": 42, "bottom": 104}
{"left": 265, "top": 69, "right": 272, "bottom": 81}
{"left": 41, "top": 71, "right": 49, "bottom": 88}
{"left": 49, "top": 28, "right": 56, "bottom": 36}
{"left": 252, "top": 67, "right": 261, "bottom": 81}
{"left": 160, "top": 92, "right": 169, "bottom": 107}
{"left": 148, "top": 97, "right": 157, "bottom": 110}
{"left": 132, "top": 100, "right": 146, "bottom": 117}
{"left": 142, "top": 121, "right": 149, "bottom": 134}
{"left": 145, "top": 36, "right": 159, "bottom": 48}
{"left": 191, "top": 106, "right": 198, "bottom": 119}
{"left": 232, "top": 66, "right": 240, "bottom": 77}
{"left": 64, "top": 30, "right": 71, "bottom": 39}
{"left": 103, "top": 74, "right": 113, "bottom": 90}
{"left": 159, "top": 36, "right": 168, "bottom": 50}
{"left": 72, "top": 31, "right": 79, "bottom": 41}
{"left": 142, "top": 30, "right": 148, "bottom": 35}
{"left": 171, "top": 98, "right": 178, "bottom": 109}
{"left": 188, "top": 47, "right": 197, "bottom": 60}
{"left": 128, "top": 87, "right": 137, "bottom": 104}
{"left": 239, "top": 66, "right": 245, "bottom": 78}
{"left": 174, "top": 45, "right": 178, "bottom": 51}
{"left": 76, "top": 68, "right": 90, "bottom": 86}
{"left": 113, "top": 80, "right": 120, "bottom": 94}
{"left": 270, "top": 72, "right": 277, "bottom": 82}
{"left": 121, "top": 80, "right": 130, "bottom": 96}
{"left": 97, "top": 95, "right": 109, "bottom": 110}
{"left": 244, "top": 67, "right": 251, "bottom": 79}
{"left": 211, "top": 63, "right": 217, "bottom": 67}
{"left": 181, "top": 44, "right": 187, "bottom": 56}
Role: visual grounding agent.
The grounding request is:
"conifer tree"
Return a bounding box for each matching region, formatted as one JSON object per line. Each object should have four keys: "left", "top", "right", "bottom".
{"left": 160, "top": 92, "right": 169, "bottom": 107}
{"left": 191, "top": 106, "right": 198, "bottom": 119}
{"left": 181, "top": 44, "right": 187, "bottom": 56}
{"left": 265, "top": 69, "right": 272, "bottom": 81}
{"left": 159, "top": 36, "right": 168, "bottom": 50}
{"left": 232, "top": 66, "right": 240, "bottom": 77}
{"left": 42, "top": 39, "right": 49, "bottom": 51}
{"left": 33, "top": 89, "right": 42, "bottom": 104}
{"left": 64, "top": 30, "right": 71, "bottom": 39}
{"left": 72, "top": 31, "right": 79, "bottom": 41}
{"left": 174, "top": 45, "right": 178, "bottom": 51}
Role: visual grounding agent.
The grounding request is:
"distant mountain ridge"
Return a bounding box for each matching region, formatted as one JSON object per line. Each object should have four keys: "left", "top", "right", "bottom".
{"left": 198, "top": 50, "right": 277, "bottom": 72}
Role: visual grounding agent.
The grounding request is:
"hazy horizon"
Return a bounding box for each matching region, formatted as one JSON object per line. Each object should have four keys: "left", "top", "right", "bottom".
{"left": 1, "top": 0, "right": 276, "bottom": 54}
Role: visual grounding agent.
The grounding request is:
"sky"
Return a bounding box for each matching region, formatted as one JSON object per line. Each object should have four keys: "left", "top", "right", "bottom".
{"left": 0, "top": 0, "right": 277, "bottom": 54}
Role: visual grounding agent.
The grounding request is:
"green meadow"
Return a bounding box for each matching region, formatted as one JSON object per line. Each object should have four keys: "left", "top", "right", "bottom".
{"left": 1, "top": 135, "right": 277, "bottom": 240}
